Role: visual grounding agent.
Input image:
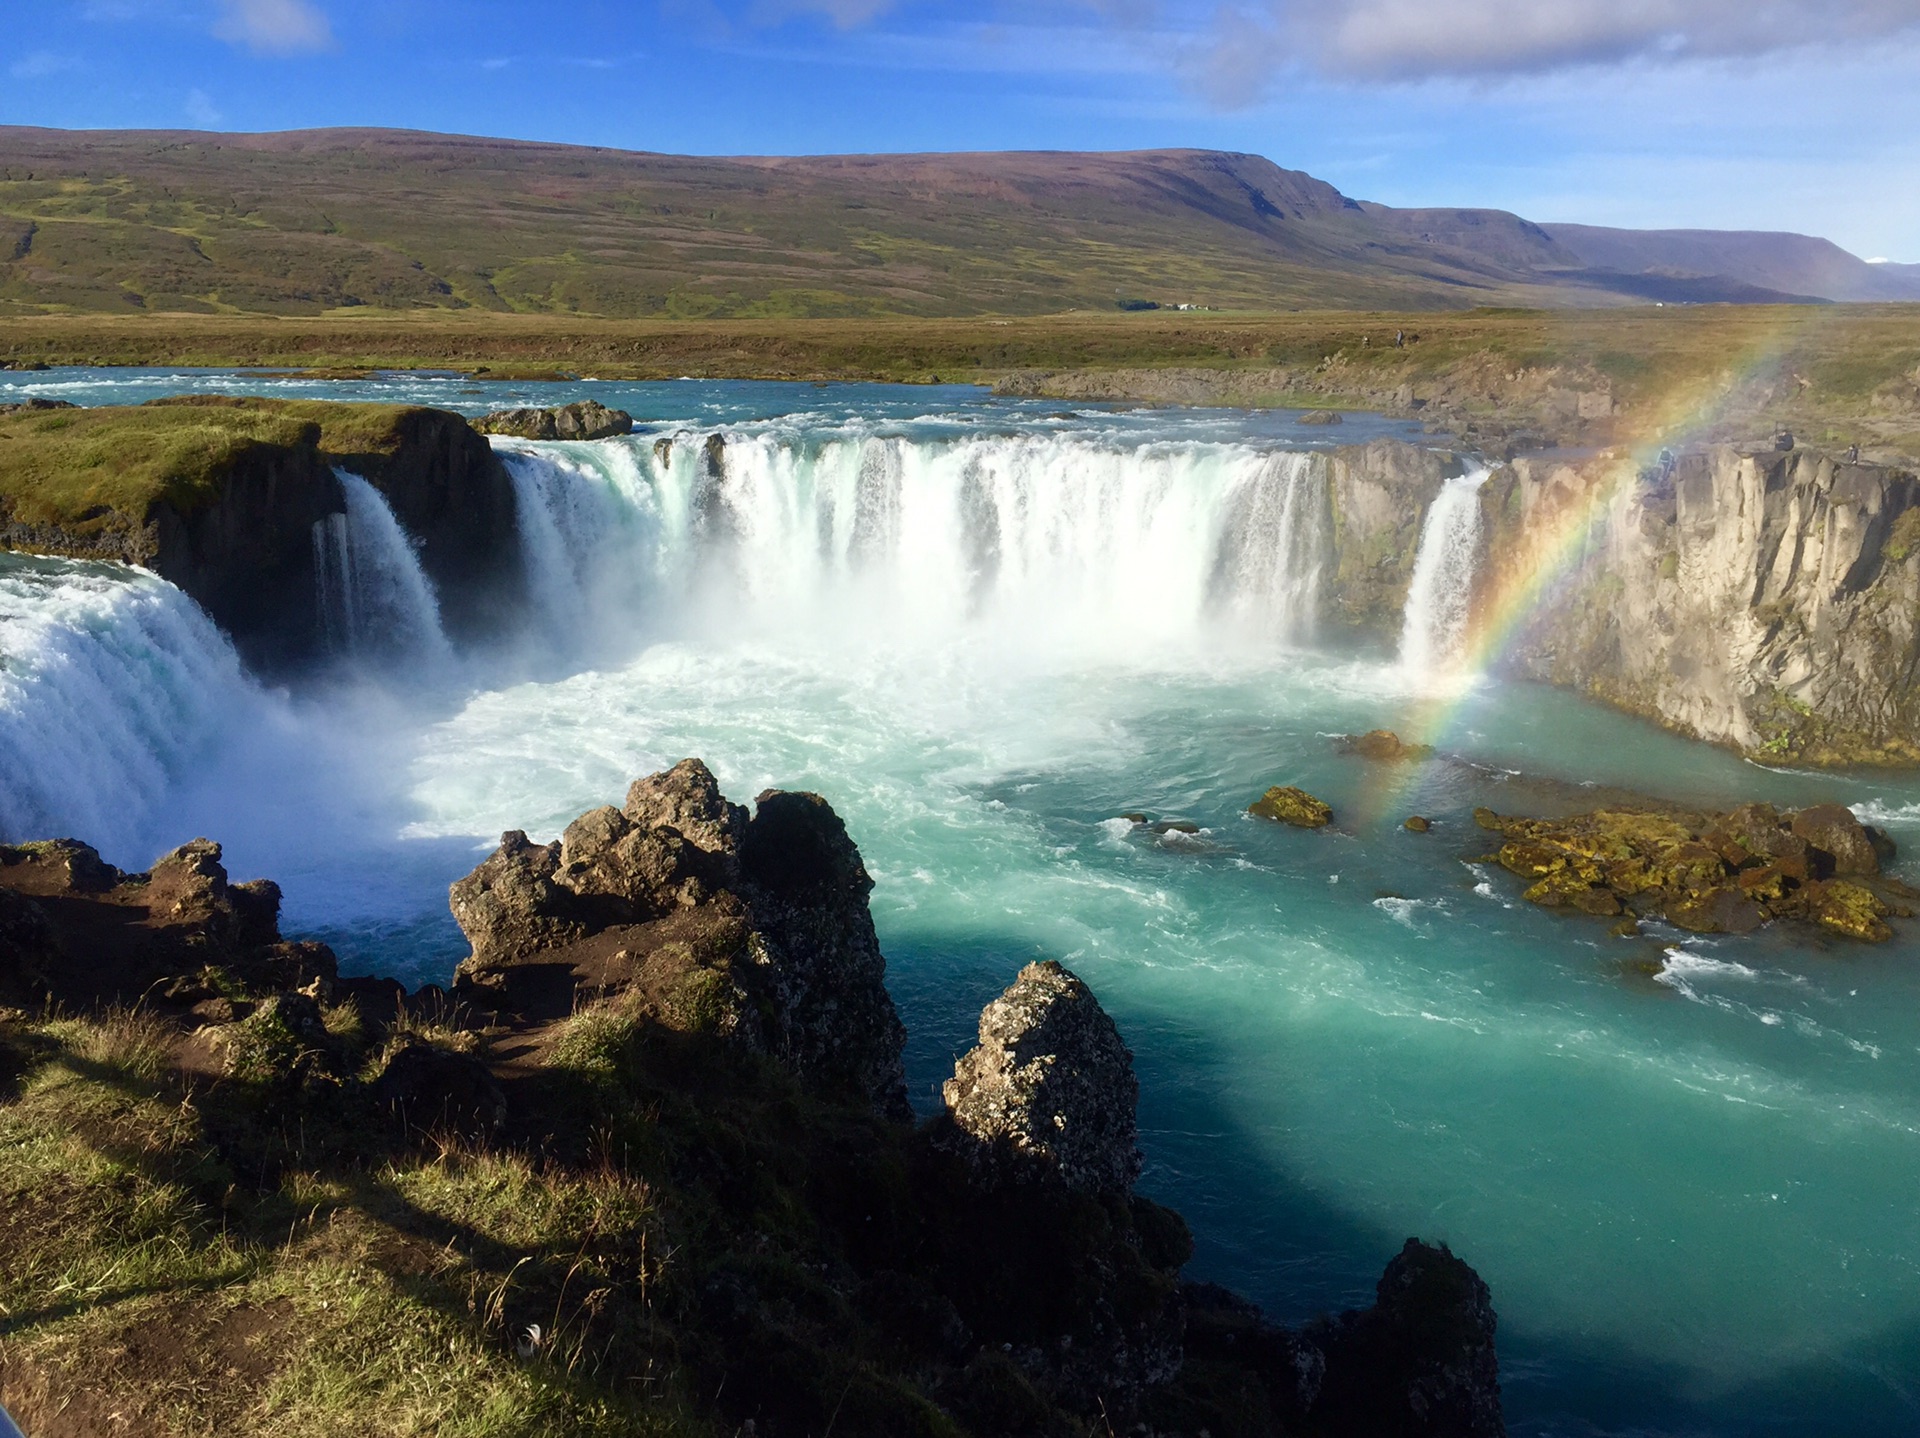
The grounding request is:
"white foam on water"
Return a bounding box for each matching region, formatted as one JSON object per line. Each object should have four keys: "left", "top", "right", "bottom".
{"left": 0, "top": 556, "right": 260, "bottom": 857}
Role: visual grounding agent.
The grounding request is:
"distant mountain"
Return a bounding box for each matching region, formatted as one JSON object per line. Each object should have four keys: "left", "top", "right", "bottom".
{"left": 0, "top": 128, "right": 1911, "bottom": 317}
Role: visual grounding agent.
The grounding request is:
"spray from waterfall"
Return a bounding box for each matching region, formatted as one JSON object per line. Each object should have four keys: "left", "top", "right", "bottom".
{"left": 498, "top": 432, "right": 1331, "bottom": 654}
{"left": 0, "top": 555, "right": 259, "bottom": 855}
{"left": 312, "top": 471, "right": 454, "bottom": 668}
{"left": 1399, "top": 468, "right": 1492, "bottom": 678}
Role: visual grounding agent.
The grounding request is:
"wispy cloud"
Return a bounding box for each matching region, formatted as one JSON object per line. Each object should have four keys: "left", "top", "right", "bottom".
{"left": 1189, "top": 0, "right": 1920, "bottom": 94}
{"left": 9, "top": 51, "right": 81, "bottom": 80}
{"left": 185, "top": 87, "right": 224, "bottom": 125}
{"left": 213, "top": 0, "right": 335, "bottom": 55}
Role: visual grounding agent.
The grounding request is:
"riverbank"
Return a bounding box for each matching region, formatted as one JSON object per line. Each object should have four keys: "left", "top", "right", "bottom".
{"left": 3, "top": 306, "right": 1918, "bottom": 462}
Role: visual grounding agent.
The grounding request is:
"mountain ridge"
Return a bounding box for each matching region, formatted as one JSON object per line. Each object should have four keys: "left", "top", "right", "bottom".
{"left": 1, "top": 126, "right": 1912, "bottom": 317}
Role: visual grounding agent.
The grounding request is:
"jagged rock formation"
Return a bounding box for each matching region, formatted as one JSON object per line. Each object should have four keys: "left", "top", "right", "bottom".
{"left": 1310, "top": 1239, "right": 1505, "bottom": 1438}
{"left": 0, "top": 837, "right": 335, "bottom": 1006}
{"left": 450, "top": 758, "right": 910, "bottom": 1118}
{"left": 1484, "top": 443, "right": 1920, "bottom": 764}
{"left": 473, "top": 400, "right": 633, "bottom": 441}
{"left": 941, "top": 959, "right": 1141, "bottom": 1195}
{"left": 1474, "top": 800, "right": 1911, "bottom": 941}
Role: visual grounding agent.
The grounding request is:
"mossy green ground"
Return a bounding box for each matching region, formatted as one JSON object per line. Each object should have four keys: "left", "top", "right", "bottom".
{"left": 0, "top": 397, "right": 422, "bottom": 526}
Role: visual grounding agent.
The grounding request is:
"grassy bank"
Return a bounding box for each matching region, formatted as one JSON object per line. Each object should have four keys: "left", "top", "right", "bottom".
{"left": 0, "top": 397, "right": 427, "bottom": 528}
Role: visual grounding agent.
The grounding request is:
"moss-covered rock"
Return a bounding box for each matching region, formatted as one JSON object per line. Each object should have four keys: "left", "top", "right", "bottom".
{"left": 1249, "top": 786, "right": 1334, "bottom": 827}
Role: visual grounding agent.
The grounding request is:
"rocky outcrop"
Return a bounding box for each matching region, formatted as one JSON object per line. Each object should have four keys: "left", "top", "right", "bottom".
{"left": 1484, "top": 444, "right": 1920, "bottom": 765}
{"left": 941, "top": 959, "right": 1141, "bottom": 1196}
{"left": 1310, "top": 1239, "right": 1505, "bottom": 1438}
{"left": 0, "top": 837, "right": 336, "bottom": 1006}
{"left": 1250, "top": 785, "right": 1334, "bottom": 827}
{"left": 1473, "top": 800, "right": 1911, "bottom": 941}
{"left": 150, "top": 402, "right": 523, "bottom": 666}
{"left": 451, "top": 758, "right": 910, "bottom": 1118}
{"left": 1, "top": 399, "right": 524, "bottom": 672}
{"left": 473, "top": 400, "right": 633, "bottom": 441}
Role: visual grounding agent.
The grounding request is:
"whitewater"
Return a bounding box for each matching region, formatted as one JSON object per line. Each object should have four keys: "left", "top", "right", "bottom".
{"left": 5, "top": 371, "right": 1920, "bottom": 1436}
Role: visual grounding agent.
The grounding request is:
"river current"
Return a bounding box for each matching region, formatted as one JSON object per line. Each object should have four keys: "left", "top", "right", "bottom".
{"left": 5, "top": 370, "right": 1920, "bottom": 1435}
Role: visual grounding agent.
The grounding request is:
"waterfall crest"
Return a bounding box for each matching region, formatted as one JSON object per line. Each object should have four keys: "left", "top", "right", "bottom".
{"left": 0, "top": 555, "right": 258, "bottom": 854}
{"left": 312, "top": 471, "right": 454, "bottom": 667}
{"left": 498, "top": 432, "right": 1331, "bottom": 653}
{"left": 1399, "top": 468, "right": 1492, "bottom": 677}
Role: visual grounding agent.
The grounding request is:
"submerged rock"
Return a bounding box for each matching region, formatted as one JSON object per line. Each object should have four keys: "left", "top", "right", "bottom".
{"left": 1340, "top": 728, "right": 1435, "bottom": 762}
{"left": 1297, "top": 409, "right": 1344, "bottom": 425}
{"left": 1250, "top": 785, "right": 1334, "bottom": 827}
{"left": 473, "top": 399, "right": 633, "bottom": 441}
{"left": 941, "top": 959, "right": 1141, "bottom": 1196}
{"left": 1476, "top": 800, "right": 1908, "bottom": 942}
{"left": 450, "top": 758, "right": 910, "bottom": 1118}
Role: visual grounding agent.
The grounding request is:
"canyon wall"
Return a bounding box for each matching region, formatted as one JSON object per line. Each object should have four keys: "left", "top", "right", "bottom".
{"left": 1487, "top": 445, "right": 1920, "bottom": 765}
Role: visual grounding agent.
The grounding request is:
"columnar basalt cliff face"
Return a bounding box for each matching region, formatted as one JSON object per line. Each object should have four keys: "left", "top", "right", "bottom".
{"left": 1484, "top": 446, "right": 1920, "bottom": 765}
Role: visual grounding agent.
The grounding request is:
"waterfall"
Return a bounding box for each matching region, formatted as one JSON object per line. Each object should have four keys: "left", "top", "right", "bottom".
{"left": 0, "top": 554, "right": 258, "bottom": 855}
{"left": 495, "top": 431, "right": 1331, "bottom": 653}
{"left": 311, "top": 470, "right": 454, "bottom": 667}
{"left": 1399, "top": 468, "right": 1492, "bottom": 677}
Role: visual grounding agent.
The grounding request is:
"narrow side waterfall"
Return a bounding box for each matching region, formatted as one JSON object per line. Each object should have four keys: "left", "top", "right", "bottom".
{"left": 496, "top": 432, "right": 1331, "bottom": 653}
{"left": 312, "top": 471, "right": 454, "bottom": 667}
{"left": 0, "top": 555, "right": 258, "bottom": 855}
{"left": 1399, "top": 468, "right": 1492, "bottom": 676}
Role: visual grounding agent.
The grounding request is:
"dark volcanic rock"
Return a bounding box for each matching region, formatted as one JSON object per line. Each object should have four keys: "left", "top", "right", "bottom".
{"left": 451, "top": 758, "right": 909, "bottom": 1118}
{"left": 0, "top": 838, "right": 336, "bottom": 1006}
{"left": 1789, "top": 803, "right": 1880, "bottom": 876}
{"left": 1313, "top": 1239, "right": 1505, "bottom": 1438}
{"left": 474, "top": 400, "right": 634, "bottom": 442}
{"left": 940, "top": 959, "right": 1141, "bottom": 1196}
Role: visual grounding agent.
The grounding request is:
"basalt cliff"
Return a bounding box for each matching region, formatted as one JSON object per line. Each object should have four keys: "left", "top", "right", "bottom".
{"left": 1315, "top": 435, "right": 1920, "bottom": 766}
{"left": 0, "top": 761, "right": 1505, "bottom": 1438}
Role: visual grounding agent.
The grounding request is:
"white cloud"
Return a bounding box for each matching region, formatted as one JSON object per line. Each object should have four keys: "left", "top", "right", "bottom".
{"left": 185, "top": 87, "right": 224, "bottom": 125}
{"left": 8, "top": 51, "right": 81, "bottom": 80}
{"left": 213, "top": 0, "right": 335, "bottom": 55}
{"left": 1196, "top": 0, "right": 1920, "bottom": 88}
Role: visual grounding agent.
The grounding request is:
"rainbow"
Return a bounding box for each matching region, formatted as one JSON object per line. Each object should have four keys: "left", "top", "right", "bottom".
{"left": 1351, "top": 311, "right": 1824, "bottom": 829}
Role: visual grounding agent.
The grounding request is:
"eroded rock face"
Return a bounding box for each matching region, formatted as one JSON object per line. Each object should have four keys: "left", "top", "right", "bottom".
{"left": 942, "top": 960, "right": 1141, "bottom": 1196}
{"left": 474, "top": 401, "right": 634, "bottom": 442}
{"left": 0, "top": 838, "right": 335, "bottom": 1005}
{"left": 450, "top": 758, "right": 909, "bottom": 1118}
{"left": 1486, "top": 445, "right": 1920, "bottom": 765}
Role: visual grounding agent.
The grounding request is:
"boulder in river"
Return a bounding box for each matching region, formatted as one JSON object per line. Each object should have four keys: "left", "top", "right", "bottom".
{"left": 1250, "top": 785, "right": 1334, "bottom": 827}
{"left": 1338, "top": 729, "right": 1435, "bottom": 762}
{"left": 473, "top": 400, "right": 633, "bottom": 441}
{"left": 1474, "top": 800, "right": 1909, "bottom": 942}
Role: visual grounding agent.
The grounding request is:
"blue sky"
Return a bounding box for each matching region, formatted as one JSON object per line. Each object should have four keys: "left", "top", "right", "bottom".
{"left": 6, "top": 0, "right": 1920, "bottom": 259}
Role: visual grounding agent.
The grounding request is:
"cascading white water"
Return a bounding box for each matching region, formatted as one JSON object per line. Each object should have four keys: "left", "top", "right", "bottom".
{"left": 1399, "top": 468, "right": 1492, "bottom": 677}
{"left": 0, "top": 554, "right": 259, "bottom": 855}
{"left": 312, "top": 470, "right": 454, "bottom": 667}
{"left": 496, "top": 431, "right": 1331, "bottom": 654}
